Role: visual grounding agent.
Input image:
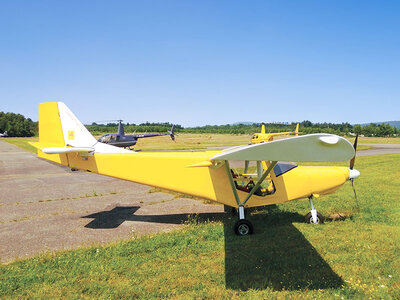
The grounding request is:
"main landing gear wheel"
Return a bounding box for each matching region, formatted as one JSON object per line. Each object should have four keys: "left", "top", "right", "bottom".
{"left": 305, "top": 212, "right": 324, "bottom": 224}
{"left": 234, "top": 219, "right": 253, "bottom": 236}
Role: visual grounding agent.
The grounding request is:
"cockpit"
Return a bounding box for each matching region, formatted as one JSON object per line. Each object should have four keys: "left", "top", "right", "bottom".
{"left": 98, "top": 134, "right": 118, "bottom": 143}
{"left": 230, "top": 161, "right": 298, "bottom": 197}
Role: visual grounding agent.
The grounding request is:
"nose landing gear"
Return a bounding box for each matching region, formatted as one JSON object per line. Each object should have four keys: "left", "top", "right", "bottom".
{"left": 305, "top": 196, "right": 324, "bottom": 224}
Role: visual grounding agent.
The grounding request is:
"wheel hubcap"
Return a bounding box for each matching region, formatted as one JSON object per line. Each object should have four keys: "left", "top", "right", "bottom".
{"left": 238, "top": 224, "right": 249, "bottom": 235}
{"left": 310, "top": 216, "right": 320, "bottom": 224}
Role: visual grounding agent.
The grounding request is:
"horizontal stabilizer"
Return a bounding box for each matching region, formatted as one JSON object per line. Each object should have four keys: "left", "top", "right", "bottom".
{"left": 210, "top": 134, "right": 354, "bottom": 162}
{"left": 42, "top": 147, "right": 95, "bottom": 154}
{"left": 186, "top": 161, "right": 213, "bottom": 168}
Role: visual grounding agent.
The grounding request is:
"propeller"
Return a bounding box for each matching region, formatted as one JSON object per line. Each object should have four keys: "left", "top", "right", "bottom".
{"left": 349, "top": 134, "right": 360, "bottom": 211}
{"left": 350, "top": 134, "right": 358, "bottom": 170}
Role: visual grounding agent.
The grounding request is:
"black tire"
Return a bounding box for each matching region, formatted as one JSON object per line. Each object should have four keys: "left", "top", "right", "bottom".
{"left": 234, "top": 219, "right": 254, "bottom": 236}
{"left": 305, "top": 212, "right": 324, "bottom": 224}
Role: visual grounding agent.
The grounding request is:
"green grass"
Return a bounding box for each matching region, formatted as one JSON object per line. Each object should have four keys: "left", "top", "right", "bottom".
{"left": 1, "top": 154, "right": 399, "bottom": 299}
{"left": 123, "top": 133, "right": 252, "bottom": 150}
{"left": 357, "top": 145, "right": 372, "bottom": 151}
{"left": 3, "top": 137, "right": 38, "bottom": 153}
{"left": 348, "top": 137, "right": 400, "bottom": 144}
{"left": 3, "top": 134, "right": 251, "bottom": 152}
{"left": 3, "top": 135, "right": 393, "bottom": 153}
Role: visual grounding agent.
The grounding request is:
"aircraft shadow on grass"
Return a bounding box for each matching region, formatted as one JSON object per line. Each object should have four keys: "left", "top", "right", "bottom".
{"left": 82, "top": 205, "right": 343, "bottom": 291}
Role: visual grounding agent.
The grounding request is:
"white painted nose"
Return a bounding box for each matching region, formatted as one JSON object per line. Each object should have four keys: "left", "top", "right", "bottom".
{"left": 349, "top": 168, "right": 360, "bottom": 179}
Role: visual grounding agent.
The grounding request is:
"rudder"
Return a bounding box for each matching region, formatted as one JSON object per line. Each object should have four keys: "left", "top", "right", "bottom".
{"left": 31, "top": 102, "right": 68, "bottom": 165}
{"left": 39, "top": 102, "right": 65, "bottom": 147}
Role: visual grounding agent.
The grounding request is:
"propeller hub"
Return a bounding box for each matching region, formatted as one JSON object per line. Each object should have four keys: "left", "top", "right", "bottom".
{"left": 349, "top": 168, "right": 360, "bottom": 179}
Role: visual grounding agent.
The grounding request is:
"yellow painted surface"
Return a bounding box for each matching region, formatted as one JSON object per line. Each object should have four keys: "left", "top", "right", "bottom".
{"left": 33, "top": 103, "right": 68, "bottom": 165}
{"left": 30, "top": 102, "right": 351, "bottom": 208}
{"left": 68, "top": 131, "right": 75, "bottom": 140}
{"left": 250, "top": 123, "right": 299, "bottom": 144}
{"left": 280, "top": 166, "right": 349, "bottom": 200}
{"left": 53, "top": 150, "right": 349, "bottom": 208}
{"left": 38, "top": 102, "right": 65, "bottom": 147}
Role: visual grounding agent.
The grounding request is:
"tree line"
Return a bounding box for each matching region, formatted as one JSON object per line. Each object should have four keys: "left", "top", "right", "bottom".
{"left": 0, "top": 112, "right": 37, "bottom": 137}
{"left": 86, "top": 120, "right": 399, "bottom": 137}
{"left": 0, "top": 112, "right": 398, "bottom": 137}
{"left": 353, "top": 123, "right": 398, "bottom": 137}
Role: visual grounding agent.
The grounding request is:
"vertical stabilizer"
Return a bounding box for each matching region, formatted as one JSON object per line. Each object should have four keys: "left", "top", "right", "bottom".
{"left": 39, "top": 102, "right": 65, "bottom": 147}
{"left": 117, "top": 120, "right": 124, "bottom": 136}
{"left": 58, "top": 102, "right": 97, "bottom": 147}
{"left": 36, "top": 102, "right": 68, "bottom": 165}
{"left": 261, "top": 123, "right": 266, "bottom": 134}
{"left": 34, "top": 102, "right": 130, "bottom": 158}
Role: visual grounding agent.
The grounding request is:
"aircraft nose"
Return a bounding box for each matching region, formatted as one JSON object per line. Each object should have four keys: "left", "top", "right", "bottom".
{"left": 349, "top": 168, "right": 360, "bottom": 179}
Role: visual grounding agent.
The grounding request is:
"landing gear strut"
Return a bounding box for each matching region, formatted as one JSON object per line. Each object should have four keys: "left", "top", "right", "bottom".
{"left": 234, "top": 206, "right": 253, "bottom": 236}
{"left": 305, "top": 196, "right": 324, "bottom": 224}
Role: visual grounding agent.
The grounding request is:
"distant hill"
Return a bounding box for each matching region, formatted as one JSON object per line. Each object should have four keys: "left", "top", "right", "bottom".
{"left": 360, "top": 121, "right": 400, "bottom": 129}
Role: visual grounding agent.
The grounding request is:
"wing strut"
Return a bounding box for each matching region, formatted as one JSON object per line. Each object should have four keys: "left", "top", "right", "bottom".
{"left": 224, "top": 160, "right": 278, "bottom": 236}
{"left": 224, "top": 160, "right": 277, "bottom": 207}
{"left": 242, "top": 161, "right": 277, "bottom": 206}
{"left": 224, "top": 160, "right": 241, "bottom": 206}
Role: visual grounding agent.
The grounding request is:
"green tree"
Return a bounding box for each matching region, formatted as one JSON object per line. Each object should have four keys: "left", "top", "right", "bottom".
{"left": 353, "top": 124, "right": 362, "bottom": 135}
{"left": 0, "top": 112, "right": 37, "bottom": 137}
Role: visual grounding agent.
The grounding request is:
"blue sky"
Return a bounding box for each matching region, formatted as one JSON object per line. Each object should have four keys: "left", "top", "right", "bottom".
{"left": 0, "top": 1, "right": 399, "bottom": 126}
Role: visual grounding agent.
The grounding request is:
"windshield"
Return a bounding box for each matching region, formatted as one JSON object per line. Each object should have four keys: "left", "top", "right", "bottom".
{"left": 273, "top": 162, "right": 298, "bottom": 177}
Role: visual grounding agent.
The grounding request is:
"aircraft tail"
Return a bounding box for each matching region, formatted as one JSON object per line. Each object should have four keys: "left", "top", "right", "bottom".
{"left": 30, "top": 102, "right": 130, "bottom": 162}
{"left": 55, "top": 102, "right": 97, "bottom": 147}
{"left": 29, "top": 102, "right": 98, "bottom": 164}
{"left": 117, "top": 120, "right": 124, "bottom": 136}
{"left": 261, "top": 123, "right": 266, "bottom": 134}
{"left": 295, "top": 123, "right": 299, "bottom": 136}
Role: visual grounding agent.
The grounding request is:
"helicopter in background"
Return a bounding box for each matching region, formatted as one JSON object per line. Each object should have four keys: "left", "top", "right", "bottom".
{"left": 98, "top": 120, "right": 176, "bottom": 148}
{"left": 250, "top": 123, "right": 299, "bottom": 144}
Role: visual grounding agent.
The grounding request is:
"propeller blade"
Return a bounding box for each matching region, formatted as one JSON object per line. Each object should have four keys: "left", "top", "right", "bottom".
{"left": 349, "top": 134, "right": 360, "bottom": 212}
{"left": 350, "top": 134, "right": 359, "bottom": 169}
{"left": 169, "top": 124, "right": 177, "bottom": 141}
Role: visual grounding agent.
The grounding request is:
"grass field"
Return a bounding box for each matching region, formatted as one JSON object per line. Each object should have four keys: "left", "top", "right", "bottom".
{"left": 348, "top": 136, "right": 400, "bottom": 144}
{"left": 0, "top": 137, "right": 399, "bottom": 298}
{"left": 2, "top": 134, "right": 377, "bottom": 153}
{"left": 3, "top": 134, "right": 250, "bottom": 152}
{"left": 3, "top": 137, "right": 38, "bottom": 153}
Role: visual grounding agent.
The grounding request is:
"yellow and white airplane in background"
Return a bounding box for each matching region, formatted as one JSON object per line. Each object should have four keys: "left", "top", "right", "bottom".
{"left": 250, "top": 123, "right": 299, "bottom": 144}
{"left": 30, "top": 102, "right": 360, "bottom": 235}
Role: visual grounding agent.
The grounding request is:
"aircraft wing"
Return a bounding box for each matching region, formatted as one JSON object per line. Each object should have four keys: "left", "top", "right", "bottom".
{"left": 210, "top": 134, "right": 354, "bottom": 162}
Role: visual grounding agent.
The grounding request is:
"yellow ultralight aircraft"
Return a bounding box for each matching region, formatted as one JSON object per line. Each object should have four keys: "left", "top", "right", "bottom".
{"left": 250, "top": 123, "right": 299, "bottom": 144}
{"left": 30, "top": 102, "right": 360, "bottom": 235}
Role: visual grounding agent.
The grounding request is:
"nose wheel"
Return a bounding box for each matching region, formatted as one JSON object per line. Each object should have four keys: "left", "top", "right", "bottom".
{"left": 305, "top": 211, "right": 324, "bottom": 224}
{"left": 306, "top": 196, "right": 324, "bottom": 224}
